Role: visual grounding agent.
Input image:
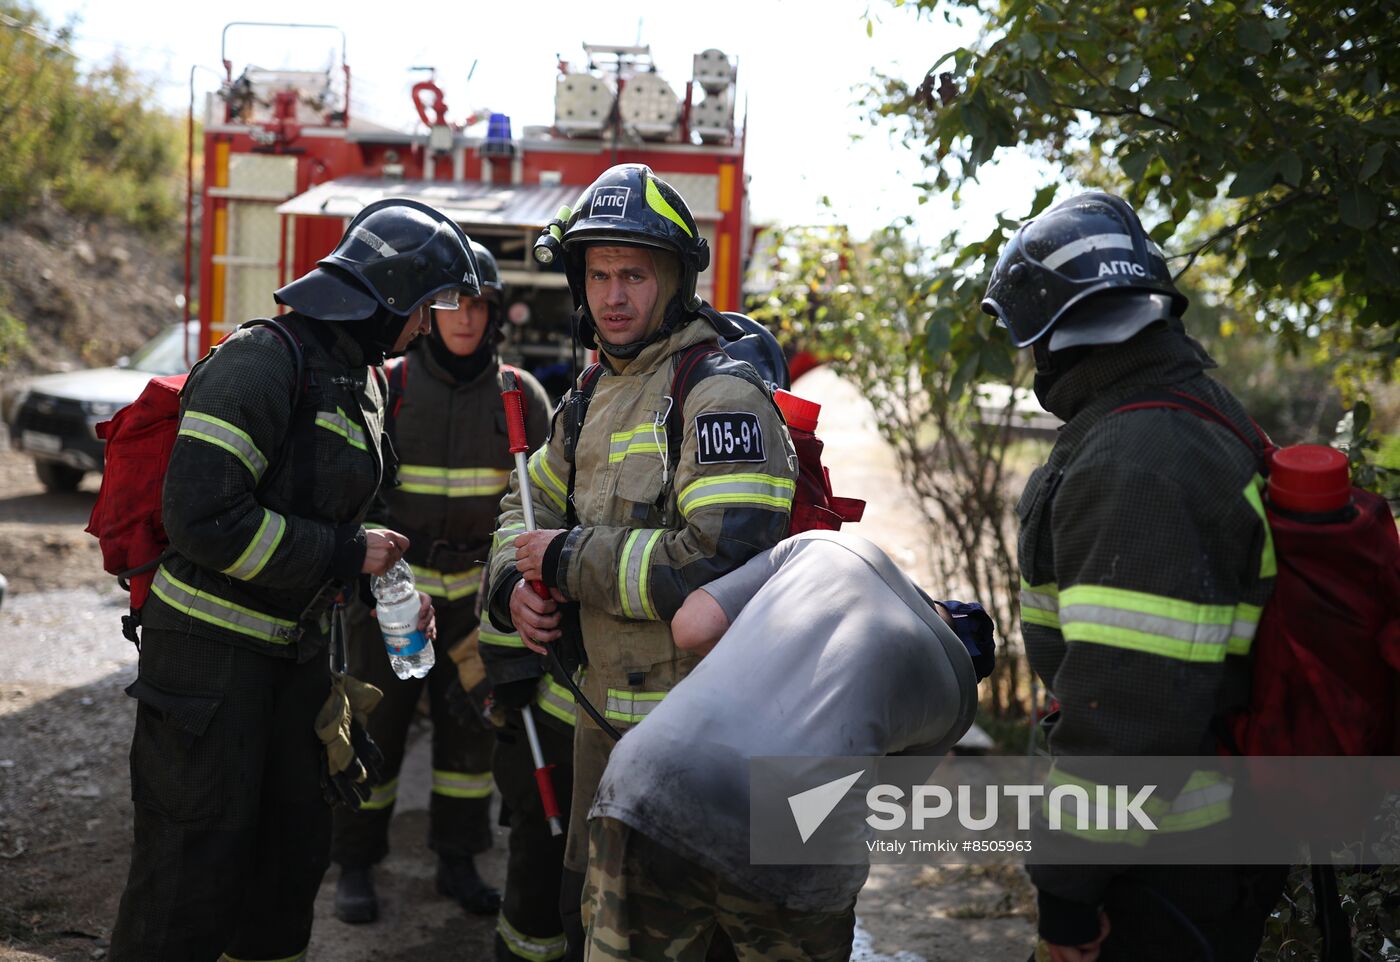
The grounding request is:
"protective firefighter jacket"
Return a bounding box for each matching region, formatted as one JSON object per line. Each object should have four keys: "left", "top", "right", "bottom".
{"left": 143, "top": 317, "right": 386, "bottom": 661}
{"left": 378, "top": 345, "right": 550, "bottom": 692}
{"left": 487, "top": 318, "right": 798, "bottom": 731}
{"left": 1017, "top": 328, "right": 1275, "bottom": 917}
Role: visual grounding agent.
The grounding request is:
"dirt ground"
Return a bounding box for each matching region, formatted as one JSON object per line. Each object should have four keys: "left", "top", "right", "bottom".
{"left": 0, "top": 368, "right": 1037, "bottom": 961}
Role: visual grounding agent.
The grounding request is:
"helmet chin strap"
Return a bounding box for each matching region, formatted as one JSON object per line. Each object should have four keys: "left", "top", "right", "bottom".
{"left": 598, "top": 292, "right": 690, "bottom": 361}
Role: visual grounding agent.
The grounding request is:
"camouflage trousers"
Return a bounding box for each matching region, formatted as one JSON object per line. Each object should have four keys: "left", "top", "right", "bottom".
{"left": 582, "top": 817, "right": 855, "bottom": 962}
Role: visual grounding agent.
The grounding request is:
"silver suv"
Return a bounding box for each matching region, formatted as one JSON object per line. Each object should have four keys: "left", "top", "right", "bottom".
{"left": 3, "top": 322, "right": 200, "bottom": 492}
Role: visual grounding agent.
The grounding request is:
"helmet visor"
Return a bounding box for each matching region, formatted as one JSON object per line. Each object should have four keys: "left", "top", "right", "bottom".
{"left": 430, "top": 288, "right": 462, "bottom": 311}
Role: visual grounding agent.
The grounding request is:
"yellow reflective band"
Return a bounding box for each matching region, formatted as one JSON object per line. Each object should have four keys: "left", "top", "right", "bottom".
{"left": 1058, "top": 584, "right": 1236, "bottom": 663}
{"left": 359, "top": 776, "right": 399, "bottom": 811}
{"left": 1019, "top": 580, "right": 1060, "bottom": 629}
{"left": 497, "top": 914, "right": 567, "bottom": 962}
{"left": 536, "top": 675, "right": 577, "bottom": 727}
{"left": 645, "top": 177, "right": 694, "bottom": 237}
{"left": 1228, "top": 602, "right": 1263, "bottom": 656}
{"left": 432, "top": 769, "right": 494, "bottom": 799}
{"left": 1242, "top": 477, "right": 1278, "bottom": 578}
{"left": 676, "top": 473, "right": 796, "bottom": 518}
{"left": 409, "top": 564, "right": 482, "bottom": 602}
{"left": 479, "top": 627, "right": 526, "bottom": 648}
{"left": 150, "top": 566, "right": 297, "bottom": 643}
{"left": 494, "top": 523, "right": 526, "bottom": 551}
{"left": 1042, "top": 768, "right": 1231, "bottom": 845}
{"left": 397, "top": 465, "right": 511, "bottom": 497}
{"left": 315, "top": 407, "right": 368, "bottom": 451}
{"left": 528, "top": 449, "right": 567, "bottom": 513}
{"left": 220, "top": 951, "right": 307, "bottom": 962}
{"left": 604, "top": 688, "right": 666, "bottom": 724}
{"left": 608, "top": 423, "right": 667, "bottom": 463}
{"left": 178, "top": 411, "right": 268, "bottom": 479}
{"left": 618, "top": 528, "right": 665, "bottom": 620}
{"left": 222, "top": 509, "right": 286, "bottom": 581}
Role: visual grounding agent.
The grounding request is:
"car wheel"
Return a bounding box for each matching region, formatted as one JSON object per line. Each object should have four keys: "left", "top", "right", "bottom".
{"left": 35, "top": 460, "right": 85, "bottom": 493}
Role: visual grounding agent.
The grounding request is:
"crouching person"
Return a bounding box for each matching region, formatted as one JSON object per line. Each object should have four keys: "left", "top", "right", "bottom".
{"left": 581, "top": 530, "right": 986, "bottom": 961}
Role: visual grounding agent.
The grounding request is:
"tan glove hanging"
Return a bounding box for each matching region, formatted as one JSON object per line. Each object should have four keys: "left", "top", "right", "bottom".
{"left": 448, "top": 628, "right": 487, "bottom": 693}
{"left": 316, "top": 672, "right": 385, "bottom": 807}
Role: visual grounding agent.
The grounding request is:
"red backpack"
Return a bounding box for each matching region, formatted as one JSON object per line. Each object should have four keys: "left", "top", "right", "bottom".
{"left": 1113, "top": 389, "right": 1400, "bottom": 756}
{"left": 85, "top": 318, "right": 303, "bottom": 642}
{"left": 565, "top": 343, "right": 865, "bottom": 535}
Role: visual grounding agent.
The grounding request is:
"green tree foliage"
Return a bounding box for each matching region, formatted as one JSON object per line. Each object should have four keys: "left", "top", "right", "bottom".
{"left": 0, "top": 1, "right": 181, "bottom": 231}
{"left": 755, "top": 223, "right": 1035, "bottom": 716}
{"left": 871, "top": 0, "right": 1398, "bottom": 370}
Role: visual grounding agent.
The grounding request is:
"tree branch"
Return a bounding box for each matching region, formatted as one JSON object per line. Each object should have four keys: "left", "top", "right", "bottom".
{"left": 1048, "top": 97, "right": 1183, "bottom": 131}
{"left": 1169, "top": 190, "right": 1311, "bottom": 280}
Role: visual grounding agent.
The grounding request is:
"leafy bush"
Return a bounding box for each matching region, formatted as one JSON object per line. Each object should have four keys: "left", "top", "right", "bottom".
{"left": 0, "top": 2, "right": 181, "bottom": 231}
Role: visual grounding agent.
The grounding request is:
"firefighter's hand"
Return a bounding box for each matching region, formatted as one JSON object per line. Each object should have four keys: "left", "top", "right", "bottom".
{"left": 417, "top": 590, "right": 437, "bottom": 643}
{"left": 363, "top": 528, "right": 410, "bottom": 576}
{"left": 1045, "top": 912, "right": 1111, "bottom": 962}
{"left": 513, "top": 529, "right": 567, "bottom": 584}
{"left": 511, "top": 578, "right": 561, "bottom": 655}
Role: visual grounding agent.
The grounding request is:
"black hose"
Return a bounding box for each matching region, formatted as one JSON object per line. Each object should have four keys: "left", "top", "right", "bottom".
{"left": 546, "top": 643, "right": 622, "bottom": 742}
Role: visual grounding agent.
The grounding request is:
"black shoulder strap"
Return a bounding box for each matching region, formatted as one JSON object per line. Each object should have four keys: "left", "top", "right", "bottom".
{"left": 240, "top": 317, "right": 306, "bottom": 405}
{"left": 663, "top": 342, "right": 777, "bottom": 478}
{"left": 563, "top": 362, "right": 606, "bottom": 527}
{"left": 1111, "top": 387, "right": 1272, "bottom": 465}
{"left": 665, "top": 343, "right": 727, "bottom": 475}
{"left": 239, "top": 317, "right": 309, "bottom": 495}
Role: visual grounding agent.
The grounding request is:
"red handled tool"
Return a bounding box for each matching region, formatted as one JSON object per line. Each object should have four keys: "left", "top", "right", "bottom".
{"left": 501, "top": 371, "right": 564, "bottom": 837}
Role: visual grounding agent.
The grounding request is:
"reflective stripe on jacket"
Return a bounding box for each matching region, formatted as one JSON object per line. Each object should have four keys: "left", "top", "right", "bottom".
{"left": 487, "top": 318, "right": 796, "bottom": 731}
{"left": 378, "top": 347, "right": 550, "bottom": 611}
{"left": 1017, "top": 330, "right": 1274, "bottom": 905}
{"left": 145, "top": 317, "right": 385, "bottom": 659}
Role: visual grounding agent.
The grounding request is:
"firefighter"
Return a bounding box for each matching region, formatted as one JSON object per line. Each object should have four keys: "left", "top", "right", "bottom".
{"left": 484, "top": 611, "right": 578, "bottom": 962}
{"left": 982, "top": 192, "right": 1287, "bottom": 962}
{"left": 327, "top": 242, "right": 549, "bottom": 922}
{"left": 109, "top": 199, "right": 478, "bottom": 962}
{"left": 584, "top": 530, "right": 981, "bottom": 960}
{"left": 484, "top": 163, "right": 797, "bottom": 958}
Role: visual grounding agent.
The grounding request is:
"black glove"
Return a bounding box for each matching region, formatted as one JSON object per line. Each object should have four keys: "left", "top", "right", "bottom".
{"left": 491, "top": 677, "right": 540, "bottom": 712}
{"left": 315, "top": 672, "right": 385, "bottom": 810}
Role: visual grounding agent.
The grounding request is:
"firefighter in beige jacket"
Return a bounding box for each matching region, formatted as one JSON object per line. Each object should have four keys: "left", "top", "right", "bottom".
{"left": 485, "top": 164, "right": 795, "bottom": 959}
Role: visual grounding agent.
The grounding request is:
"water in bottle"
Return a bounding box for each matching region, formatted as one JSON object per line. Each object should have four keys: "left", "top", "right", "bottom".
{"left": 371, "top": 559, "right": 435, "bottom": 679}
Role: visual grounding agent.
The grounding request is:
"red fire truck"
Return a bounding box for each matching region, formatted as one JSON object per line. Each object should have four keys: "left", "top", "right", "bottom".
{"left": 192, "top": 23, "right": 751, "bottom": 392}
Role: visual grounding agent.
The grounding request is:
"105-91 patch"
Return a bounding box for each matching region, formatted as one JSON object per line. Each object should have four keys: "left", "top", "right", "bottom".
{"left": 694, "top": 411, "right": 765, "bottom": 464}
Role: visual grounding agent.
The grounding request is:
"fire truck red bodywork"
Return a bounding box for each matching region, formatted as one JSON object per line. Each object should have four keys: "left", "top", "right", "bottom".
{"left": 195, "top": 34, "right": 749, "bottom": 373}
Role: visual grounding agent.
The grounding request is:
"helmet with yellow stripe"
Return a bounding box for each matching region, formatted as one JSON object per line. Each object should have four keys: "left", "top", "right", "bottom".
{"left": 559, "top": 164, "right": 711, "bottom": 350}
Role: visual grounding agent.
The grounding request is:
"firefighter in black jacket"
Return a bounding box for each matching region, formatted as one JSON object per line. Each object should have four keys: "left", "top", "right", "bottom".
{"left": 983, "top": 193, "right": 1285, "bottom": 962}
{"left": 110, "top": 200, "right": 480, "bottom": 962}
{"left": 329, "top": 243, "right": 552, "bottom": 923}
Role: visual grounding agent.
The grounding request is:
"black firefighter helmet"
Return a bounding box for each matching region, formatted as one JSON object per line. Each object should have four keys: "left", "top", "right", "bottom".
{"left": 470, "top": 239, "right": 507, "bottom": 338}
{"left": 981, "top": 192, "right": 1187, "bottom": 352}
{"left": 720, "top": 312, "right": 790, "bottom": 392}
{"left": 275, "top": 198, "right": 480, "bottom": 322}
{"left": 557, "top": 164, "right": 710, "bottom": 349}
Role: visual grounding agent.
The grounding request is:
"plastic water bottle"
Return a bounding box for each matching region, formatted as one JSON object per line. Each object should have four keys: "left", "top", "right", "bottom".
{"left": 371, "top": 559, "right": 435, "bottom": 679}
